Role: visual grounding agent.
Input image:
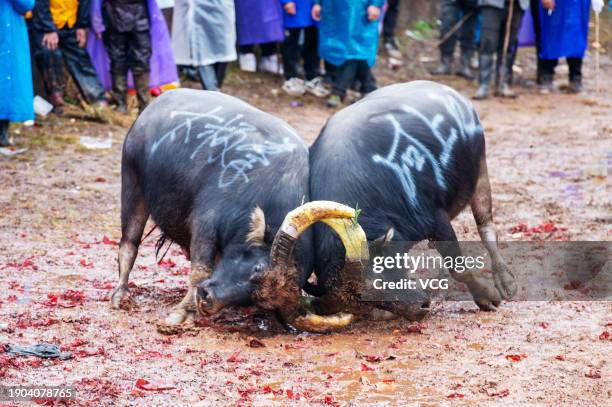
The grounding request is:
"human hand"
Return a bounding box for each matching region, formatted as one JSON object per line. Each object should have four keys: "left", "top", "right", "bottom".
{"left": 76, "top": 28, "right": 87, "bottom": 48}
{"left": 541, "top": 0, "right": 555, "bottom": 10}
{"left": 312, "top": 4, "right": 321, "bottom": 21}
{"left": 367, "top": 5, "right": 381, "bottom": 21}
{"left": 284, "top": 2, "right": 296, "bottom": 15}
{"left": 42, "top": 32, "right": 59, "bottom": 50}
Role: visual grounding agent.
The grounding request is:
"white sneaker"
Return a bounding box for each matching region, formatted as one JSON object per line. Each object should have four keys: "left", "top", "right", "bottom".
{"left": 259, "top": 55, "right": 283, "bottom": 75}
{"left": 304, "top": 77, "right": 330, "bottom": 98}
{"left": 239, "top": 53, "right": 257, "bottom": 72}
{"left": 282, "top": 78, "right": 306, "bottom": 96}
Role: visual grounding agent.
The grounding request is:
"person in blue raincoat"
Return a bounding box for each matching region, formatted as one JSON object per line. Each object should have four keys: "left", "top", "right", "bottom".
{"left": 312, "top": 0, "right": 384, "bottom": 108}
{"left": 538, "top": 0, "right": 592, "bottom": 93}
{"left": 0, "top": 0, "right": 35, "bottom": 146}
{"left": 280, "top": 0, "right": 328, "bottom": 98}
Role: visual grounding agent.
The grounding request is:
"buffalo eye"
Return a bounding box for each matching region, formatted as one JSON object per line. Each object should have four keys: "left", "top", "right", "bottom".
{"left": 253, "top": 263, "right": 265, "bottom": 275}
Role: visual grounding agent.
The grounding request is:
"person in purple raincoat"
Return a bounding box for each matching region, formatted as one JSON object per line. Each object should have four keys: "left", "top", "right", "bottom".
{"left": 235, "top": 0, "right": 285, "bottom": 74}
{"left": 280, "top": 0, "right": 328, "bottom": 97}
{"left": 88, "top": 0, "right": 177, "bottom": 112}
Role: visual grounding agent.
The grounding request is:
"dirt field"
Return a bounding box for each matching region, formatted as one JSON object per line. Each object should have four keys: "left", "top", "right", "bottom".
{"left": 1, "top": 37, "right": 611, "bottom": 406}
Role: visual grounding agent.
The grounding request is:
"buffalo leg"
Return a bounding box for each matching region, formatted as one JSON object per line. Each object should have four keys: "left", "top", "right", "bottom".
{"left": 471, "top": 157, "right": 517, "bottom": 300}
{"left": 111, "top": 164, "right": 149, "bottom": 309}
{"left": 164, "top": 231, "right": 215, "bottom": 326}
{"left": 432, "top": 209, "right": 502, "bottom": 311}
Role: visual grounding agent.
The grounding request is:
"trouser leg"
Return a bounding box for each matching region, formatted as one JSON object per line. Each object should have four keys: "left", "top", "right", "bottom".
{"left": 197, "top": 65, "right": 219, "bottom": 91}
{"left": 215, "top": 63, "right": 228, "bottom": 88}
{"left": 435, "top": 0, "right": 461, "bottom": 72}
{"left": 105, "top": 30, "right": 129, "bottom": 110}
{"left": 129, "top": 30, "right": 152, "bottom": 112}
{"left": 383, "top": 0, "right": 400, "bottom": 42}
{"left": 332, "top": 60, "right": 359, "bottom": 100}
{"left": 303, "top": 26, "right": 321, "bottom": 80}
{"left": 260, "top": 42, "right": 277, "bottom": 57}
{"left": 356, "top": 61, "right": 377, "bottom": 95}
{"left": 496, "top": 4, "right": 524, "bottom": 86}
{"left": 457, "top": 3, "right": 478, "bottom": 79}
{"left": 31, "top": 30, "right": 65, "bottom": 105}
{"left": 59, "top": 29, "right": 106, "bottom": 103}
{"left": 0, "top": 120, "right": 10, "bottom": 147}
{"left": 474, "top": 7, "right": 502, "bottom": 98}
{"left": 282, "top": 28, "right": 302, "bottom": 80}
{"left": 567, "top": 57, "right": 582, "bottom": 82}
{"left": 530, "top": 0, "right": 542, "bottom": 83}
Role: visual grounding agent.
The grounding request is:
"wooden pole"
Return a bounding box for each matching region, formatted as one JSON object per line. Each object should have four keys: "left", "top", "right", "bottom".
{"left": 595, "top": 12, "right": 600, "bottom": 94}
{"left": 499, "top": 0, "right": 515, "bottom": 88}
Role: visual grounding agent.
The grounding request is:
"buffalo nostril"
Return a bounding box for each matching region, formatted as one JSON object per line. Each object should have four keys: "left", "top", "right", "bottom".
{"left": 197, "top": 286, "right": 210, "bottom": 302}
{"left": 421, "top": 300, "right": 431, "bottom": 309}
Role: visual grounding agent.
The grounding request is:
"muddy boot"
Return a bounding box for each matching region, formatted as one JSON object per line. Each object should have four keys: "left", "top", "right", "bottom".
{"left": 473, "top": 53, "right": 493, "bottom": 100}
{"left": 133, "top": 69, "right": 150, "bottom": 113}
{"left": 539, "top": 74, "right": 554, "bottom": 94}
{"left": 497, "top": 83, "right": 517, "bottom": 98}
{"left": 0, "top": 120, "right": 12, "bottom": 147}
{"left": 568, "top": 75, "right": 583, "bottom": 94}
{"left": 456, "top": 50, "right": 474, "bottom": 81}
{"left": 111, "top": 72, "right": 128, "bottom": 114}
{"left": 430, "top": 54, "right": 453, "bottom": 76}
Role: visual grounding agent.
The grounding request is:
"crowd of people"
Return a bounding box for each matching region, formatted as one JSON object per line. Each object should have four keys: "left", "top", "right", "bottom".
{"left": 0, "top": 0, "right": 608, "bottom": 147}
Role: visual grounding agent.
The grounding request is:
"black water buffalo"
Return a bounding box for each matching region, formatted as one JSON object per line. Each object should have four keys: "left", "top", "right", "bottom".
{"left": 308, "top": 81, "right": 517, "bottom": 318}
{"left": 111, "top": 89, "right": 324, "bottom": 329}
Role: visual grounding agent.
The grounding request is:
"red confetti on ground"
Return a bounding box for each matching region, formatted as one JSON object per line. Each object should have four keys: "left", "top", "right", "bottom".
{"left": 555, "top": 355, "right": 567, "bottom": 361}
{"left": 44, "top": 290, "right": 86, "bottom": 308}
{"left": 262, "top": 385, "right": 283, "bottom": 396}
{"left": 505, "top": 354, "right": 527, "bottom": 362}
{"left": 510, "top": 223, "right": 528, "bottom": 233}
{"left": 169, "top": 266, "right": 190, "bottom": 276}
{"left": 539, "top": 322, "right": 550, "bottom": 329}
{"left": 102, "top": 236, "right": 119, "bottom": 246}
{"left": 227, "top": 350, "right": 246, "bottom": 363}
{"left": 135, "top": 378, "right": 176, "bottom": 391}
{"left": 80, "top": 259, "right": 94, "bottom": 268}
{"left": 599, "top": 331, "right": 610, "bottom": 340}
{"left": 323, "top": 395, "right": 340, "bottom": 406}
{"left": 585, "top": 370, "right": 601, "bottom": 379}
{"left": 360, "top": 363, "right": 375, "bottom": 371}
{"left": 404, "top": 322, "right": 425, "bottom": 334}
{"left": 0, "top": 256, "right": 38, "bottom": 271}
{"left": 447, "top": 393, "right": 465, "bottom": 399}
{"left": 158, "top": 258, "right": 176, "bottom": 268}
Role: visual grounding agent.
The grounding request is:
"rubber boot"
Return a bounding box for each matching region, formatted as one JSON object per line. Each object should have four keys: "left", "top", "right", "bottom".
{"left": 430, "top": 54, "right": 453, "bottom": 75}
{"left": 111, "top": 71, "right": 128, "bottom": 113}
{"left": 539, "top": 74, "right": 554, "bottom": 94}
{"left": 0, "top": 120, "right": 11, "bottom": 147}
{"left": 497, "top": 64, "right": 517, "bottom": 98}
{"left": 474, "top": 53, "right": 493, "bottom": 100}
{"left": 456, "top": 50, "right": 475, "bottom": 81}
{"left": 133, "top": 69, "right": 150, "bottom": 113}
{"left": 568, "top": 75, "right": 583, "bottom": 94}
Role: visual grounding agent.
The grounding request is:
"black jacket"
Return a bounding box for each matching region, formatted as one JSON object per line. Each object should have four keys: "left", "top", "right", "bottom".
{"left": 103, "top": 0, "right": 149, "bottom": 33}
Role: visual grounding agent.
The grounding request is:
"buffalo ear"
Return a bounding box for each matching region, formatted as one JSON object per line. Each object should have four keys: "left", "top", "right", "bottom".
{"left": 371, "top": 228, "right": 395, "bottom": 253}
{"left": 247, "top": 206, "right": 266, "bottom": 246}
{"left": 375, "top": 228, "right": 395, "bottom": 244}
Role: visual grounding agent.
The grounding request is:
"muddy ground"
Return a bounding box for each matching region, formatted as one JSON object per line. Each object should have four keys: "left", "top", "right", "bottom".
{"left": 1, "top": 31, "right": 611, "bottom": 406}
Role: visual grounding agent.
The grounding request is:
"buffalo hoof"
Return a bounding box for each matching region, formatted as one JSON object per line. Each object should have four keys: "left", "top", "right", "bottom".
{"left": 156, "top": 309, "right": 195, "bottom": 335}
{"left": 110, "top": 286, "right": 133, "bottom": 310}
{"left": 164, "top": 308, "right": 189, "bottom": 326}
{"left": 492, "top": 263, "right": 518, "bottom": 300}
{"left": 467, "top": 274, "right": 502, "bottom": 311}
